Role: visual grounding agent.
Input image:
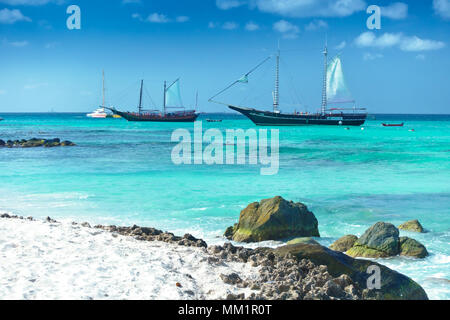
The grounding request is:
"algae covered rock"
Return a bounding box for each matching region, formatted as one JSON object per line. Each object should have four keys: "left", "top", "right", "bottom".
{"left": 330, "top": 235, "right": 358, "bottom": 252}
{"left": 349, "top": 222, "right": 400, "bottom": 258}
{"left": 398, "top": 220, "right": 424, "bottom": 233}
{"left": 225, "top": 196, "right": 320, "bottom": 243}
{"left": 274, "top": 243, "right": 428, "bottom": 300}
{"left": 399, "top": 237, "right": 428, "bottom": 258}
{"left": 287, "top": 237, "right": 319, "bottom": 246}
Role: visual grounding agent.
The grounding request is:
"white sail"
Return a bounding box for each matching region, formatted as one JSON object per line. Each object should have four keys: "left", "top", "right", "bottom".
{"left": 165, "top": 79, "right": 183, "bottom": 107}
{"left": 327, "top": 56, "right": 354, "bottom": 104}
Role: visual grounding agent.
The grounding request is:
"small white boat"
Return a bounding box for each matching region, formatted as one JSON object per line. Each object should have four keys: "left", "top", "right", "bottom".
{"left": 87, "top": 70, "right": 109, "bottom": 119}
{"left": 87, "top": 107, "right": 108, "bottom": 118}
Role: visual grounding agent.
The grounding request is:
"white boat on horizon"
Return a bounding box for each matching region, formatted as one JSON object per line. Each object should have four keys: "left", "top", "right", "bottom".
{"left": 87, "top": 70, "right": 113, "bottom": 119}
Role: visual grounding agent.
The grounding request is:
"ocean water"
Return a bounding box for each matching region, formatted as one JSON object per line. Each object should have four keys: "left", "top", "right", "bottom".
{"left": 0, "top": 112, "right": 449, "bottom": 299}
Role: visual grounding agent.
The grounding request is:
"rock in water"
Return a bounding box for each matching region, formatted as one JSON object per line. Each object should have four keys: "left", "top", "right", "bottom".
{"left": 330, "top": 235, "right": 358, "bottom": 252}
{"left": 399, "top": 237, "right": 429, "bottom": 258}
{"left": 398, "top": 220, "right": 424, "bottom": 233}
{"left": 347, "top": 222, "right": 400, "bottom": 258}
{"left": 225, "top": 196, "right": 320, "bottom": 243}
{"left": 273, "top": 243, "right": 428, "bottom": 300}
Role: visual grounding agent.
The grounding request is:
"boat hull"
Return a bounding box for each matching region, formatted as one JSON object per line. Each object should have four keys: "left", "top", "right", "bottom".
{"left": 229, "top": 106, "right": 367, "bottom": 126}
{"left": 110, "top": 109, "right": 199, "bottom": 122}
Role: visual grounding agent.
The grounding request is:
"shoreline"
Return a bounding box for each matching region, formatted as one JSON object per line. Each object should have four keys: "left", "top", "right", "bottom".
{"left": 0, "top": 213, "right": 366, "bottom": 300}
{"left": 0, "top": 213, "right": 430, "bottom": 300}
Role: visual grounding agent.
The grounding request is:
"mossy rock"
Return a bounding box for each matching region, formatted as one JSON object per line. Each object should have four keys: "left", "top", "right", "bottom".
{"left": 287, "top": 237, "right": 319, "bottom": 245}
{"left": 399, "top": 237, "right": 428, "bottom": 258}
{"left": 346, "top": 245, "right": 391, "bottom": 258}
{"left": 355, "top": 222, "right": 400, "bottom": 257}
{"left": 225, "top": 196, "right": 320, "bottom": 243}
{"left": 274, "top": 243, "right": 428, "bottom": 300}
{"left": 398, "top": 220, "right": 424, "bottom": 233}
{"left": 330, "top": 235, "right": 358, "bottom": 252}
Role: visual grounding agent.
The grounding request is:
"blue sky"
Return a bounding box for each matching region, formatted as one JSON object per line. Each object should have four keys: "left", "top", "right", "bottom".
{"left": 0, "top": 0, "right": 449, "bottom": 114}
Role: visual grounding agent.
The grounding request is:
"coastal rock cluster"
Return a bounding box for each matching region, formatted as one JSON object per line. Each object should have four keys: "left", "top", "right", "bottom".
{"left": 92, "top": 224, "right": 208, "bottom": 248}
{"left": 209, "top": 243, "right": 363, "bottom": 300}
{"left": 0, "top": 138, "right": 76, "bottom": 148}
{"left": 224, "top": 196, "right": 320, "bottom": 242}
{"left": 0, "top": 212, "right": 429, "bottom": 300}
{"left": 332, "top": 222, "right": 429, "bottom": 259}
{"left": 207, "top": 241, "right": 428, "bottom": 300}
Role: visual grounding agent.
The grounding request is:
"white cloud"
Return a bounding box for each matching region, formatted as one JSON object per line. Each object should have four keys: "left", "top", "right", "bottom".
{"left": 216, "top": 0, "right": 246, "bottom": 10}
{"left": 133, "top": 13, "right": 189, "bottom": 24}
{"left": 335, "top": 41, "right": 346, "bottom": 50}
{"left": 273, "top": 20, "right": 300, "bottom": 39}
{"left": 10, "top": 40, "right": 28, "bottom": 47}
{"left": 400, "top": 36, "right": 445, "bottom": 52}
{"left": 222, "top": 21, "right": 238, "bottom": 30}
{"left": 0, "top": 8, "right": 31, "bottom": 24}
{"left": 305, "top": 19, "right": 328, "bottom": 31}
{"left": 255, "top": 0, "right": 366, "bottom": 18}
{"left": 3, "top": 38, "right": 29, "bottom": 47}
{"left": 355, "top": 32, "right": 402, "bottom": 48}
{"left": 381, "top": 2, "right": 408, "bottom": 20}
{"left": 24, "top": 82, "right": 48, "bottom": 90}
{"left": 44, "top": 41, "right": 58, "bottom": 49}
{"left": 176, "top": 16, "right": 190, "bottom": 23}
{"left": 122, "top": 0, "right": 141, "bottom": 4}
{"left": 245, "top": 21, "right": 259, "bottom": 31}
{"left": 146, "top": 13, "right": 170, "bottom": 23}
{"left": 0, "top": 0, "right": 64, "bottom": 5}
{"left": 355, "top": 32, "right": 445, "bottom": 52}
{"left": 208, "top": 22, "right": 217, "bottom": 29}
{"left": 433, "top": 0, "right": 450, "bottom": 20}
{"left": 363, "top": 53, "right": 383, "bottom": 61}
{"left": 416, "top": 54, "right": 426, "bottom": 60}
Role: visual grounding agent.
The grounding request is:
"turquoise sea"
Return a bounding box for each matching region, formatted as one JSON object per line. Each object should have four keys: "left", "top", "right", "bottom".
{"left": 0, "top": 113, "right": 449, "bottom": 299}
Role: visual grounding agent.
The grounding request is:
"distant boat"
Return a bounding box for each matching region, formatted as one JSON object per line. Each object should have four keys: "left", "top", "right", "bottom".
{"left": 382, "top": 123, "right": 404, "bottom": 127}
{"left": 107, "top": 79, "right": 199, "bottom": 122}
{"left": 210, "top": 42, "right": 367, "bottom": 126}
{"left": 87, "top": 70, "right": 110, "bottom": 119}
{"left": 206, "top": 119, "right": 222, "bottom": 123}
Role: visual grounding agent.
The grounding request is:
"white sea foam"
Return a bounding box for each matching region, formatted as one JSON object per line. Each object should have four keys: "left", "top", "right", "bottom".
{"left": 0, "top": 218, "right": 260, "bottom": 300}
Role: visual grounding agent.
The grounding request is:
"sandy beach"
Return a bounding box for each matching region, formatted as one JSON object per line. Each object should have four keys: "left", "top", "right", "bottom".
{"left": 0, "top": 216, "right": 259, "bottom": 300}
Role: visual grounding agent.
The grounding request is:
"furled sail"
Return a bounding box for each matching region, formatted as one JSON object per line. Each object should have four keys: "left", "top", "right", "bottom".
{"left": 327, "top": 56, "right": 354, "bottom": 104}
{"left": 166, "top": 79, "right": 183, "bottom": 107}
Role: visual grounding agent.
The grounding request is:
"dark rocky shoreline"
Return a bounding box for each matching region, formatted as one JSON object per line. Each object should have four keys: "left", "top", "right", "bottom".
{"left": 0, "top": 138, "right": 75, "bottom": 148}
{"left": 0, "top": 213, "right": 428, "bottom": 300}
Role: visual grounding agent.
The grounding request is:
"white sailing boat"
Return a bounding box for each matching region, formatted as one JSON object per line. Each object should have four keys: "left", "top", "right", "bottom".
{"left": 87, "top": 70, "right": 108, "bottom": 119}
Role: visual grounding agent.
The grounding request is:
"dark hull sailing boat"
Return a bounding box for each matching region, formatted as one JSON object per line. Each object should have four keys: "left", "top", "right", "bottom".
{"left": 108, "top": 79, "right": 199, "bottom": 122}
{"left": 210, "top": 44, "right": 367, "bottom": 126}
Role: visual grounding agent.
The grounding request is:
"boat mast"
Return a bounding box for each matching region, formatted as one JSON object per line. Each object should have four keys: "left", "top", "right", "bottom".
{"left": 102, "top": 70, "right": 105, "bottom": 108}
{"left": 138, "top": 80, "right": 143, "bottom": 114}
{"left": 321, "top": 39, "right": 328, "bottom": 115}
{"left": 163, "top": 81, "right": 167, "bottom": 116}
{"left": 273, "top": 42, "right": 280, "bottom": 113}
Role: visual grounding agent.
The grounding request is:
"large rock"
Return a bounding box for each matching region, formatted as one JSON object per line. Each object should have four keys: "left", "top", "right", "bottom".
{"left": 398, "top": 220, "right": 424, "bottom": 233}
{"left": 274, "top": 243, "right": 428, "bottom": 300}
{"left": 330, "top": 235, "right": 358, "bottom": 252}
{"left": 287, "top": 237, "right": 320, "bottom": 245}
{"left": 348, "top": 222, "right": 400, "bottom": 258}
{"left": 399, "top": 237, "right": 428, "bottom": 258}
{"left": 225, "top": 196, "right": 320, "bottom": 243}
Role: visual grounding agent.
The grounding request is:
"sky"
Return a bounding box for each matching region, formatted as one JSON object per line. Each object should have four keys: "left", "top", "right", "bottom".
{"left": 0, "top": 0, "right": 449, "bottom": 114}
